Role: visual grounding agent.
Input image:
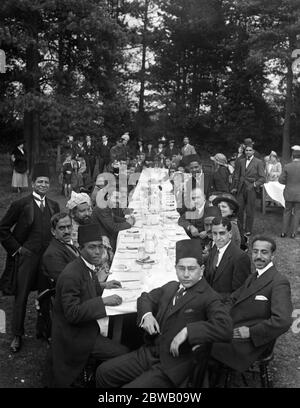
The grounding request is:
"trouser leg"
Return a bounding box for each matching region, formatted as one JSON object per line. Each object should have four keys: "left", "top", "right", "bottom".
{"left": 96, "top": 346, "right": 159, "bottom": 388}
{"left": 282, "top": 201, "right": 293, "bottom": 234}
{"left": 291, "top": 202, "right": 300, "bottom": 234}
{"left": 245, "top": 188, "right": 256, "bottom": 233}
{"left": 237, "top": 189, "right": 246, "bottom": 229}
{"left": 12, "top": 253, "right": 40, "bottom": 336}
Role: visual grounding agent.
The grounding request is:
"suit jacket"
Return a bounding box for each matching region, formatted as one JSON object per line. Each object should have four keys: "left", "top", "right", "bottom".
{"left": 97, "top": 142, "right": 111, "bottom": 164}
{"left": 52, "top": 257, "right": 106, "bottom": 387}
{"left": 164, "top": 146, "right": 179, "bottom": 158}
{"left": 0, "top": 194, "right": 60, "bottom": 256}
{"left": 91, "top": 206, "right": 131, "bottom": 249}
{"left": 278, "top": 161, "right": 300, "bottom": 202}
{"left": 42, "top": 238, "right": 78, "bottom": 283}
{"left": 211, "top": 266, "right": 293, "bottom": 372}
{"left": 209, "top": 166, "right": 230, "bottom": 193}
{"left": 11, "top": 147, "right": 27, "bottom": 174}
{"left": 232, "top": 157, "right": 265, "bottom": 194}
{"left": 137, "top": 278, "right": 232, "bottom": 386}
{"left": 205, "top": 241, "right": 251, "bottom": 299}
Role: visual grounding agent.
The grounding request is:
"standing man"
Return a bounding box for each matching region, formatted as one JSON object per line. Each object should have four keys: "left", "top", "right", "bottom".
{"left": 110, "top": 138, "right": 127, "bottom": 163}
{"left": 97, "top": 134, "right": 111, "bottom": 174}
{"left": 211, "top": 235, "right": 293, "bottom": 373}
{"left": 181, "top": 137, "right": 196, "bottom": 157}
{"left": 165, "top": 139, "right": 179, "bottom": 159}
{"left": 231, "top": 145, "right": 265, "bottom": 236}
{"left": 52, "top": 223, "right": 128, "bottom": 387}
{"left": 96, "top": 240, "right": 232, "bottom": 388}
{"left": 205, "top": 217, "right": 251, "bottom": 300}
{"left": 279, "top": 149, "right": 300, "bottom": 238}
{"left": 0, "top": 163, "right": 60, "bottom": 352}
{"left": 83, "top": 135, "right": 96, "bottom": 180}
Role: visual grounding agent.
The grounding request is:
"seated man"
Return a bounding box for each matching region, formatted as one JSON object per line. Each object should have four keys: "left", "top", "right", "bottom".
{"left": 178, "top": 187, "right": 206, "bottom": 238}
{"left": 91, "top": 190, "right": 135, "bottom": 250}
{"left": 211, "top": 235, "right": 293, "bottom": 373}
{"left": 66, "top": 191, "right": 93, "bottom": 247}
{"left": 205, "top": 217, "right": 251, "bottom": 300}
{"left": 42, "top": 212, "right": 79, "bottom": 284}
{"left": 96, "top": 239, "right": 232, "bottom": 388}
{"left": 51, "top": 224, "right": 128, "bottom": 387}
{"left": 199, "top": 206, "right": 221, "bottom": 262}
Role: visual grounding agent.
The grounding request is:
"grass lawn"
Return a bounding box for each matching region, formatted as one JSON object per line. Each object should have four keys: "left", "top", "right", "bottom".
{"left": 0, "top": 154, "right": 299, "bottom": 388}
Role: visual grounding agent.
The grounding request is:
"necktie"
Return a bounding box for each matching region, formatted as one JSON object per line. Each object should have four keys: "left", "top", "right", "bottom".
{"left": 174, "top": 287, "right": 186, "bottom": 305}
{"left": 91, "top": 267, "right": 102, "bottom": 295}
{"left": 247, "top": 270, "right": 259, "bottom": 287}
{"left": 212, "top": 248, "right": 219, "bottom": 271}
{"left": 35, "top": 196, "right": 45, "bottom": 212}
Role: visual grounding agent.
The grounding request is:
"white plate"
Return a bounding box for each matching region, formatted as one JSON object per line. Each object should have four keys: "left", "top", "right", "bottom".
{"left": 112, "top": 264, "right": 129, "bottom": 272}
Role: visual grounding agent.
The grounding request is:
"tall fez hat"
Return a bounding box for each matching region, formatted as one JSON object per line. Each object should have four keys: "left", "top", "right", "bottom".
{"left": 78, "top": 224, "right": 103, "bottom": 246}
{"left": 176, "top": 239, "right": 202, "bottom": 265}
{"left": 204, "top": 206, "right": 221, "bottom": 219}
{"left": 32, "top": 162, "right": 50, "bottom": 180}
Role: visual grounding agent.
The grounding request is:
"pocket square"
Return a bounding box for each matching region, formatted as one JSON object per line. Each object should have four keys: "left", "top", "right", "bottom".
{"left": 255, "top": 295, "right": 268, "bottom": 301}
{"left": 184, "top": 308, "right": 195, "bottom": 313}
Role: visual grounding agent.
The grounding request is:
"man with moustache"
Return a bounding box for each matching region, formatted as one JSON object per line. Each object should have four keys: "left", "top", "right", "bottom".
{"left": 52, "top": 224, "right": 128, "bottom": 387}
{"left": 0, "top": 163, "right": 60, "bottom": 352}
{"left": 96, "top": 240, "right": 232, "bottom": 388}
{"left": 211, "top": 235, "right": 293, "bottom": 375}
{"left": 66, "top": 191, "right": 93, "bottom": 248}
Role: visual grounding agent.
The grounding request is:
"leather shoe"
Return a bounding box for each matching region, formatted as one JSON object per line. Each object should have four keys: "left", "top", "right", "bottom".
{"left": 10, "top": 336, "right": 22, "bottom": 353}
{"left": 280, "top": 233, "right": 286, "bottom": 238}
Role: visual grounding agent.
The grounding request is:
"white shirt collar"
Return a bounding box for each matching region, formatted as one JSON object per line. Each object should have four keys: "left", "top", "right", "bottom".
{"left": 81, "top": 256, "right": 96, "bottom": 271}
{"left": 257, "top": 261, "right": 273, "bottom": 277}
{"left": 215, "top": 240, "right": 231, "bottom": 266}
{"left": 32, "top": 191, "right": 45, "bottom": 201}
{"left": 246, "top": 155, "right": 254, "bottom": 162}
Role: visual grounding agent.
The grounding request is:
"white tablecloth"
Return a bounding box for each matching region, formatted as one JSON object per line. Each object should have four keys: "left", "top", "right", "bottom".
{"left": 264, "top": 181, "right": 285, "bottom": 207}
{"left": 102, "top": 168, "right": 189, "bottom": 317}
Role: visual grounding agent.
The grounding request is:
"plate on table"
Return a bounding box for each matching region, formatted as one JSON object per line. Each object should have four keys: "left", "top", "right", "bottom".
{"left": 135, "top": 258, "right": 158, "bottom": 265}
{"left": 111, "top": 264, "right": 129, "bottom": 272}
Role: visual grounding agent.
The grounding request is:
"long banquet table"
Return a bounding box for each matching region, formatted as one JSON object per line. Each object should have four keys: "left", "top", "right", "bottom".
{"left": 99, "top": 168, "right": 189, "bottom": 339}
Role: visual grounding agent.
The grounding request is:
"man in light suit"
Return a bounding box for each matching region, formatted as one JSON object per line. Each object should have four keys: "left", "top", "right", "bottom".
{"left": 231, "top": 146, "right": 265, "bottom": 235}
{"left": 51, "top": 224, "right": 128, "bottom": 387}
{"left": 181, "top": 137, "right": 196, "bottom": 157}
{"left": 279, "top": 149, "right": 300, "bottom": 238}
{"left": 211, "top": 235, "right": 293, "bottom": 373}
{"left": 96, "top": 240, "right": 232, "bottom": 388}
{"left": 205, "top": 217, "right": 251, "bottom": 300}
{"left": 0, "top": 163, "right": 60, "bottom": 352}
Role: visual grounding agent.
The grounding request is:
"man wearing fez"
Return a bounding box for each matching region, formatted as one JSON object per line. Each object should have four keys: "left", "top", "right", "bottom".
{"left": 52, "top": 223, "right": 128, "bottom": 388}
{"left": 0, "top": 163, "right": 60, "bottom": 352}
{"left": 96, "top": 240, "right": 232, "bottom": 388}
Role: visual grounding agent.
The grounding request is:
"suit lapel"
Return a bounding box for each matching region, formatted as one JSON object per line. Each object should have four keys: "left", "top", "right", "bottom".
{"left": 45, "top": 198, "right": 57, "bottom": 216}
{"left": 23, "top": 196, "right": 35, "bottom": 226}
{"left": 166, "top": 279, "right": 205, "bottom": 318}
{"left": 233, "top": 266, "right": 276, "bottom": 306}
{"left": 213, "top": 244, "right": 232, "bottom": 284}
{"left": 77, "top": 258, "right": 97, "bottom": 298}
{"left": 245, "top": 157, "right": 255, "bottom": 174}
{"left": 157, "top": 282, "right": 180, "bottom": 324}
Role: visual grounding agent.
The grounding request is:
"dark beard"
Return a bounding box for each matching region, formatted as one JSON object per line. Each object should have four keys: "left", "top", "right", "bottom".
{"left": 78, "top": 216, "right": 92, "bottom": 225}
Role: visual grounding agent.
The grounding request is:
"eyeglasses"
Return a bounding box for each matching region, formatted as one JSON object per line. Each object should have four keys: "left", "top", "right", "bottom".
{"left": 176, "top": 265, "right": 198, "bottom": 272}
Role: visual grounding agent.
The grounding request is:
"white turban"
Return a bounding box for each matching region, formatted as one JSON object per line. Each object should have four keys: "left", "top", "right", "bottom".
{"left": 66, "top": 191, "right": 91, "bottom": 210}
{"left": 291, "top": 145, "right": 300, "bottom": 151}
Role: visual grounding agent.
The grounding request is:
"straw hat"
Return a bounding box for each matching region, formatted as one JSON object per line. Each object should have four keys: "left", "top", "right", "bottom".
{"left": 210, "top": 153, "right": 227, "bottom": 166}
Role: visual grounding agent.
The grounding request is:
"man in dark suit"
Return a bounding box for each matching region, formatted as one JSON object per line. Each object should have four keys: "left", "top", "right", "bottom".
{"left": 205, "top": 217, "right": 251, "bottom": 300}
{"left": 42, "top": 212, "right": 79, "bottom": 284}
{"left": 164, "top": 139, "right": 179, "bottom": 159}
{"left": 51, "top": 223, "right": 128, "bottom": 387}
{"left": 83, "top": 135, "right": 96, "bottom": 180}
{"left": 97, "top": 134, "right": 111, "bottom": 174}
{"left": 279, "top": 149, "right": 300, "bottom": 238}
{"left": 211, "top": 235, "right": 293, "bottom": 373}
{"left": 91, "top": 190, "right": 135, "bottom": 250}
{"left": 231, "top": 145, "right": 265, "bottom": 235}
{"left": 96, "top": 240, "right": 232, "bottom": 388}
{"left": 0, "top": 163, "right": 60, "bottom": 352}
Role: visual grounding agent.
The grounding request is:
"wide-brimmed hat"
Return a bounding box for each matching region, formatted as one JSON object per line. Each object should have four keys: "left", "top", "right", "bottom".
{"left": 210, "top": 153, "right": 227, "bottom": 166}
{"left": 212, "top": 193, "right": 239, "bottom": 213}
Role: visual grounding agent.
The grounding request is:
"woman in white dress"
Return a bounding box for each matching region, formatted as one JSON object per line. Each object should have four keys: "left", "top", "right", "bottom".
{"left": 11, "top": 140, "right": 28, "bottom": 193}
